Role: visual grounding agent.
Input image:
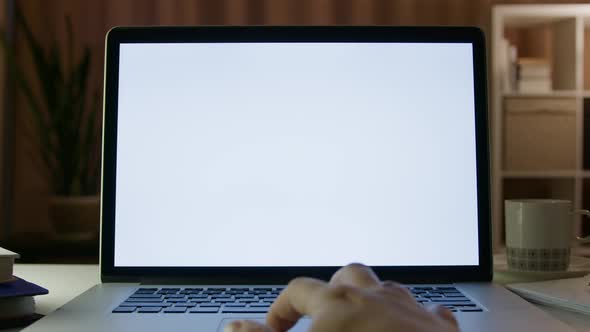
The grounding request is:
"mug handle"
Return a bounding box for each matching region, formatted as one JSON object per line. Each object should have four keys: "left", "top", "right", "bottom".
{"left": 574, "top": 209, "right": 590, "bottom": 244}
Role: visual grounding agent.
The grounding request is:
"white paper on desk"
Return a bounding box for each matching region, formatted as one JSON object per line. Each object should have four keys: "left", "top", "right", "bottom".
{"left": 0, "top": 247, "right": 19, "bottom": 258}
{"left": 507, "top": 275, "right": 590, "bottom": 316}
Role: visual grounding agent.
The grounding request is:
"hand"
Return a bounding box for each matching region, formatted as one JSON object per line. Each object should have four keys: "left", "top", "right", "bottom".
{"left": 224, "top": 263, "right": 460, "bottom": 332}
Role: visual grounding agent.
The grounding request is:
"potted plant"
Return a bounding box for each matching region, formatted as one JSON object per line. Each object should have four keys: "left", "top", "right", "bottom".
{"left": 1, "top": 10, "right": 101, "bottom": 239}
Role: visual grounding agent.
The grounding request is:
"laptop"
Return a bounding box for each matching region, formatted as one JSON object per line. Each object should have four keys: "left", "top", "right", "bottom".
{"left": 25, "top": 26, "right": 572, "bottom": 331}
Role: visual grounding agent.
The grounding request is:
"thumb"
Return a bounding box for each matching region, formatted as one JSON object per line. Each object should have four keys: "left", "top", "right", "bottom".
{"left": 425, "top": 304, "right": 459, "bottom": 327}
{"left": 224, "top": 320, "right": 274, "bottom": 332}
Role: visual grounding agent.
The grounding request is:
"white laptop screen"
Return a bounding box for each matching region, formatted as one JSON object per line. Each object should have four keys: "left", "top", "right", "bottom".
{"left": 113, "top": 42, "right": 479, "bottom": 267}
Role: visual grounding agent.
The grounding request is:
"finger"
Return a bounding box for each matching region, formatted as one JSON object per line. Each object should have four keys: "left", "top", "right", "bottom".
{"left": 224, "top": 320, "right": 274, "bottom": 332}
{"left": 379, "top": 280, "right": 415, "bottom": 301}
{"left": 329, "top": 263, "right": 381, "bottom": 288}
{"left": 266, "top": 277, "right": 327, "bottom": 332}
{"left": 425, "top": 304, "right": 459, "bottom": 327}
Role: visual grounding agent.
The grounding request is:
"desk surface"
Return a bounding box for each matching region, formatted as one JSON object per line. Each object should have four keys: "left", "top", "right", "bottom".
{"left": 11, "top": 264, "right": 590, "bottom": 332}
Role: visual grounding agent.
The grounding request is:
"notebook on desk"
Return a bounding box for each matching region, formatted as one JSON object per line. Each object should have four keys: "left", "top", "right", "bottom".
{"left": 24, "top": 26, "right": 572, "bottom": 332}
{"left": 508, "top": 275, "right": 590, "bottom": 315}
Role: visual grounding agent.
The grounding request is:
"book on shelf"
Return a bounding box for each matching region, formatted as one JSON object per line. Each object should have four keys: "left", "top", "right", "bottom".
{"left": 517, "top": 80, "right": 552, "bottom": 93}
{"left": 517, "top": 57, "right": 552, "bottom": 93}
{"left": 0, "top": 247, "right": 48, "bottom": 328}
{"left": 500, "top": 38, "right": 518, "bottom": 93}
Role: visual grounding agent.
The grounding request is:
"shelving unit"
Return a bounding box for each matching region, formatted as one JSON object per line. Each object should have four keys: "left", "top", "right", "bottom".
{"left": 492, "top": 5, "right": 590, "bottom": 249}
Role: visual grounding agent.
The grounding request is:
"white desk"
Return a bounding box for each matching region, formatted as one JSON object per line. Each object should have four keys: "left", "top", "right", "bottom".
{"left": 10, "top": 264, "right": 590, "bottom": 332}
{"left": 13, "top": 264, "right": 100, "bottom": 316}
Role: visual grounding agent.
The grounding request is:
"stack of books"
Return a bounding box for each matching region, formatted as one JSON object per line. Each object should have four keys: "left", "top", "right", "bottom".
{"left": 0, "top": 247, "right": 48, "bottom": 328}
{"left": 517, "top": 57, "right": 552, "bottom": 93}
{"left": 499, "top": 38, "right": 518, "bottom": 93}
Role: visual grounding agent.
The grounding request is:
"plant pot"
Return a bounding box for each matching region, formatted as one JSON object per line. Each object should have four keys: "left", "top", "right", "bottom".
{"left": 48, "top": 195, "right": 100, "bottom": 240}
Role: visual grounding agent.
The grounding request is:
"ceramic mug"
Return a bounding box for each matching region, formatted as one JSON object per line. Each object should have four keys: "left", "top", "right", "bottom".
{"left": 504, "top": 199, "right": 590, "bottom": 271}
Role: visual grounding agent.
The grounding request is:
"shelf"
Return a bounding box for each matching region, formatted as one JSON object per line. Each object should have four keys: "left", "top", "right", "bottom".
{"left": 503, "top": 178, "right": 575, "bottom": 200}
{"left": 503, "top": 90, "right": 579, "bottom": 98}
{"left": 492, "top": 5, "right": 590, "bottom": 249}
{"left": 503, "top": 15, "right": 576, "bottom": 29}
{"left": 502, "top": 171, "right": 590, "bottom": 178}
{"left": 502, "top": 170, "right": 578, "bottom": 178}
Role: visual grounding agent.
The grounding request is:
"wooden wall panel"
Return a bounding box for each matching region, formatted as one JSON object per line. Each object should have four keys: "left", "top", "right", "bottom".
{"left": 586, "top": 28, "right": 590, "bottom": 90}
{"left": 6, "top": 0, "right": 590, "bottom": 239}
{"left": 0, "top": 1, "right": 7, "bottom": 239}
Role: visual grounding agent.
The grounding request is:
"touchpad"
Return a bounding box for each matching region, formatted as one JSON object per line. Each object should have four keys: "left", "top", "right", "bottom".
{"left": 218, "top": 318, "right": 312, "bottom": 332}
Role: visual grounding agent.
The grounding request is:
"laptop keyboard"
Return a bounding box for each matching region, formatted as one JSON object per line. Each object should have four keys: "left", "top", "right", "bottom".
{"left": 112, "top": 286, "right": 482, "bottom": 314}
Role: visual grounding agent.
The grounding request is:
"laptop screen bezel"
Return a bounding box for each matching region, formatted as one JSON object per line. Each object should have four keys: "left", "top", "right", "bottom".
{"left": 101, "top": 26, "right": 491, "bottom": 283}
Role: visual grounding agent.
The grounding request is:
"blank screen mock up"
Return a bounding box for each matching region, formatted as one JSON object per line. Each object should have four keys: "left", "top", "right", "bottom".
{"left": 113, "top": 42, "right": 479, "bottom": 267}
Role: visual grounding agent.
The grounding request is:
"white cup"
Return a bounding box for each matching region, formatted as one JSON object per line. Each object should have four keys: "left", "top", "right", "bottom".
{"left": 504, "top": 199, "right": 590, "bottom": 271}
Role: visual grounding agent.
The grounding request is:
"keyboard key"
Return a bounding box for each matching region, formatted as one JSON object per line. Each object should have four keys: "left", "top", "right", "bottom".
{"left": 121, "top": 302, "right": 170, "bottom": 307}
{"left": 213, "top": 299, "right": 235, "bottom": 303}
{"left": 189, "top": 307, "right": 219, "bottom": 313}
{"left": 223, "top": 304, "right": 247, "bottom": 308}
{"left": 188, "top": 295, "right": 209, "bottom": 299}
{"left": 166, "top": 299, "right": 189, "bottom": 303}
{"left": 238, "top": 299, "right": 260, "bottom": 303}
{"left": 174, "top": 303, "right": 197, "bottom": 307}
{"left": 250, "top": 304, "right": 271, "bottom": 308}
{"left": 189, "top": 299, "right": 211, "bottom": 303}
{"left": 230, "top": 288, "right": 250, "bottom": 291}
{"left": 138, "top": 307, "right": 162, "bottom": 313}
{"left": 460, "top": 308, "right": 483, "bottom": 312}
{"left": 130, "top": 294, "right": 163, "bottom": 299}
{"left": 203, "top": 291, "right": 223, "bottom": 296}
{"left": 199, "top": 304, "right": 221, "bottom": 308}
{"left": 235, "top": 295, "right": 255, "bottom": 299}
{"left": 113, "top": 306, "right": 136, "bottom": 313}
{"left": 211, "top": 295, "right": 232, "bottom": 299}
{"left": 252, "top": 288, "right": 273, "bottom": 291}
{"left": 161, "top": 288, "right": 181, "bottom": 291}
{"left": 222, "top": 307, "right": 268, "bottom": 313}
{"left": 163, "top": 307, "right": 188, "bottom": 313}
{"left": 258, "top": 295, "right": 276, "bottom": 299}
{"left": 430, "top": 298, "right": 470, "bottom": 303}
{"left": 137, "top": 288, "right": 158, "bottom": 292}
{"left": 165, "top": 294, "right": 186, "bottom": 299}
{"left": 125, "top": 298, "right": 164, "bottom": 303}
{"left": 158, "top": 291, "right": 178, "bottom": 295}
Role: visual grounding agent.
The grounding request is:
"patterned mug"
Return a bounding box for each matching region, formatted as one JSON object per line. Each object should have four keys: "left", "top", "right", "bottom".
{"left": 505, "top": 199, "right": 590, "bottom": 271}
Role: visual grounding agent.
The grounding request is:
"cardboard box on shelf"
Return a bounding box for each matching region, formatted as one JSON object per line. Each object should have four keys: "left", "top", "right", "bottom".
{"left": 504, "top": 97, "right": 577, "bottom": 171}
